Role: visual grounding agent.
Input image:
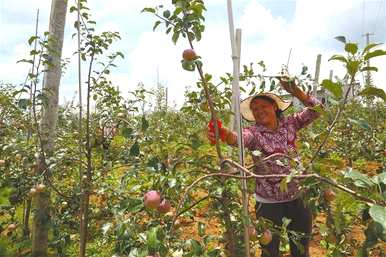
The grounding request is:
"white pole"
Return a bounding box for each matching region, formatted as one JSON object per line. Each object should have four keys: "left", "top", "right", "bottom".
{"left": 227, "top": 1, "right": 250, "bottom": 256}
{"left": 313, "top": 54, "right": 321, "bottom": 96}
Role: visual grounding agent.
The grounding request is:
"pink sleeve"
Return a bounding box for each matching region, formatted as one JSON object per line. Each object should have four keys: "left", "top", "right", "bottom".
{"left": 243, "top": 127, "right": 255, "bottom": 149}
{"left": 290, "top": 95, "right": 323, "bottom": 130}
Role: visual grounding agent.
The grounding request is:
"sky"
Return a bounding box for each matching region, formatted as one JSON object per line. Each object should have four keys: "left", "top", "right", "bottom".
{"left": 1, "top": 0, "right": 386, "bottom": 107}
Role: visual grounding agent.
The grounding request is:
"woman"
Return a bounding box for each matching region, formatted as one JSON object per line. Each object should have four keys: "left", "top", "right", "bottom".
{"left": 207, "top": 78, "right": 323, "bottom": 257}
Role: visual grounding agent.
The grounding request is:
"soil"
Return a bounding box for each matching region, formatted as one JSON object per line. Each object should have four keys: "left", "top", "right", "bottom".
{"left": 175, "top": 192, "right": 385, "bottom": 257}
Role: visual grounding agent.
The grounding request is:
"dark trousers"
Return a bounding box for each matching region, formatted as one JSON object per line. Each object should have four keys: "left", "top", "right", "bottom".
{"left": 255, "top": 198, "right": 312, "bottom": 257}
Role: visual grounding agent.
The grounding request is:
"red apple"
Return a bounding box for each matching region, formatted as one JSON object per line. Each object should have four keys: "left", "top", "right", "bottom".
{"left": 259, "top": 229, "right": 273, "bottom": 245}
{"left": 144, "top": 190, "right": 161, "bottom": 209}
{"left": 0, "top": 160, "right": 5, "bottom": 166}
{"left": 157, "top": 199, "right": 171, "bottom": 213}
{"left": 323, "top": 189, "right": 336, "bottom": 202}
{"left": 182, "top": 49, "right": 197, "bottom": 61}
{"left": 248, "top": 225, "right": 257, "bottom": 241}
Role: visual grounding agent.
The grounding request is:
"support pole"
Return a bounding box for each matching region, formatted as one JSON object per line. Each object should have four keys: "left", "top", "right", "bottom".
{"left": 227, "top": 1, "right": 250, "bottom": 256}
{"left": 362, "top": 32, "right": 374, "bottom": 87}
{"left": 313, "top": 54, "right": 321, "bottom": 96}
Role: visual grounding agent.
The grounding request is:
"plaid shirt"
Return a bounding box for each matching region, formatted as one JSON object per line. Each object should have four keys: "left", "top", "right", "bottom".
{"left": 243, "top": 96, "right": 322, "bottom": 203}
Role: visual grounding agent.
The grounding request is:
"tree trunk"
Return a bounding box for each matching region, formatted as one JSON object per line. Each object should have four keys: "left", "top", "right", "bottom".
{"left": 23, "top": 199, "right": 32, "bottom": 238}
{"left": 32, "top": 0, "right": 68, "bottom": 256}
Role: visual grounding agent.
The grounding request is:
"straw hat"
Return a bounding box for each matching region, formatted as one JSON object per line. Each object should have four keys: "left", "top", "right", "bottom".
{"left": 240, "top": 93, "right": 292, "bottom": 122}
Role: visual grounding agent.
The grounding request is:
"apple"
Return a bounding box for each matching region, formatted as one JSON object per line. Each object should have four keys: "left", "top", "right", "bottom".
{"left": 248, "top": 225, "right": 257, "bottom": 241}
{"left": 182, "top": 49, "right": 197, "bottom": 61}
{"left": 35, "top": 184, "right": 46, "bottom": 193}
{"left": 259, "top": 229, "right": 273, "bottom": 245}
{"left": 15, "top": 154, "right": 22, "bottom": 161}
{"left": 8, "top": 223, "right": 17, "bottom": 231}
{"left": 323, "top": 189, "right": 336, "bottom": 202}
{"left": 144, "top": 190, "right": 161, "bottom": 209}
{"left": 208, "top": 119, "right": 222, "bottom": 132}
{"left": 0, "top": 160, "right": 5, "bottom": 166}
{"left": 157, "top": 199, "right": 171, "bottom": 213}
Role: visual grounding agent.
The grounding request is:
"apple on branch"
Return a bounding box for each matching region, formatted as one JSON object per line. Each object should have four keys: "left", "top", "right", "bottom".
{"left": 182, "top": 49, "right": 197, "bottom": 61}
{"left": 157, "top": 199, "right": 171, "bottom": 213}
{"left": 259, "top": 229, "right": 273, "bottom": 245}
{"left": 144, "top": 190, "right": 161, "bottom": 209}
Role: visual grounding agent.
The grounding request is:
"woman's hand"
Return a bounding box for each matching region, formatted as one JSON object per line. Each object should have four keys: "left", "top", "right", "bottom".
{"left": 278, "top": 76, "right": 309, "bottom": 103}
{"left": 206, "top": 126, "right": 235, "bottom": 145}
{"left": 278, "top": 76, "right": 298, "bottom": 95}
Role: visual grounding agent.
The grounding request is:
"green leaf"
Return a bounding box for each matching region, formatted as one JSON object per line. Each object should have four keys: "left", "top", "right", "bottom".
{"left": 190, "top": 239, "right": 204, "bottom": 255}
{"left": 345, "top": 43, "right": 358, "bottom": 55}
{"left": 373, "top": 172, "right": 386, "bottom": 185}
{"left": 141, "top": 7, "right": 155, "bottom": 13}
{"left": 269, "top": 80, "right": 275, "bottom": 91}
{"left": 153, "top": 21, "right": 161, "bottom": 31}
{"left": 174, "top": 7, "right": 183, "bottom": 16}
{"left": 362, "top": 43, "right": 382, "bottom": 53}
{"left": 347, "top": 60, "right": 360, "bottom": 76}
{"left": 141, "top": 116, "right": 149, "bottom": 131}
{"left": 146, "top": 227, "right": 159, "bottom": 252}
{"left": 168, "top": 178, "right": 177, "bottom": 188}
{"left": 163, "top": 10, "right": 170, "bottom": 18}
{"left": 358, "top": 87, "right": 386, "bottom": 101}
{"left": 309, "top": 105, "right": 325, "bottom": 115}
{"left": 121, "top": 126, "right": 133, "bottom": 139}
{"left": 208, "top": 249, "right": 222, "bottom": 257}
{"left": 69, "top": 6, "right": 77, "bottom": 13}
{"left": 364, "top": 49, "right": 386, "bottom": 61}
{"left": 360, "top": 66, "right": 378, "bottom": 72}
{"left": 194, "top": 59, "right": 203, "bottom": 69}
{"left": 17, "top": 98, "right": 30, "bottom": 110}
{"left": 279, "top": 178, "right": 288, "bottom": 192}
{"left": 204, "top": 73, "right": 212, "bottom": 82}
{"left": 334, "top": 36, "right": 346, "bottom": 43}
{"left": 321, "top": 79, "right": 343, "bottom": 99}
{"left": 344, "top": 168, "right": 376, "bottom": 188}
{"left": 198, "top": 222, "right": 206, "bottom": 237}
{"left": 328, "top": 54, "right": 348, "bottom": 63}
{"left": 369, "top": 205, "right": 386, "bottom": 231}
{"left": 28, "top": 36, "right": 39, "bottom": 45}
{"left": 129, "top": 141, "right": 140, "bottom": 156}
{"left": 347, "top": 118, "right": 371, "bottom": 130}
{"left": 16, "top": 59, "right": 33, "bottom": 64}
{"left": 260, "top": 80, "right": 266, "bottom": 91}
{"left": 182, "top": 60, "right": 195, "bottom": 72}
{"left": 101, "top": 223, "right": 112, "bottom": 235}
{"left": 172, "top": 31, "right": 180, "bottom": 44}
{"left": 301, "top": 66, "right": 308, "bottom": 75}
